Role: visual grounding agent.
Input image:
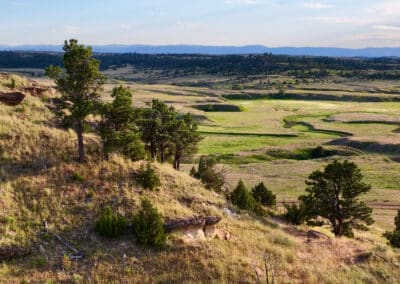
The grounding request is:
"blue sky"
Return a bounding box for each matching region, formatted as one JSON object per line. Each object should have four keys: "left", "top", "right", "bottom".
{"left": 1, "top": 0, "right": 400, "bottom": 47}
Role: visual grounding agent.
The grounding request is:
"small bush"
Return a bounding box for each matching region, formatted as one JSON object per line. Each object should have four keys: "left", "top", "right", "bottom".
{"left": 384, "top": 210, "right": 400, "bottom": 248}
{"left": 61, "top": 254, "right": 72, "bottom": 271}
{"left": 384, "top": 230, "right": 400, "bottom": 248}
{"left": 71, "top": 172, "right": 85, "bottom": 182}
{"left": 136, "top": 163, "right": 160, "bottom": 190}
{"left": 395, "top": 209, "right": 400, "bottom": 231}
{"left": 253, "top": 202, "right": 268, "bottom": 216}
{"left": 6, "top": 78, "right": 16, "bottom": 89}
{"left": 132, "top": 198, "right": 166, "bottom": 248}
{"left": 33, "top": 256, "right": 47, "bottom": 268}
{"left": 284, "top": 203, "right": 307, "bottom": 225}
{"left": 193, "top": 156, "right": 224, "bottom": 192}
{"left": 95, "top": 206, "right": 127, "bottom": 238}
{"left": 252, "top": 182, "right": 276, "bottom": 207}
{"left": 230, "top": 180, "right": 256, "bottom": 211}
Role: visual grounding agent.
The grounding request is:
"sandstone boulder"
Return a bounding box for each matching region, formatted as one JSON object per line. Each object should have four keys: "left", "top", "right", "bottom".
{"left": 164, "top": 216, "right": 227, "bottom": 243}
{"left": 204, "top": 224, "right": 217, "bottom": 239}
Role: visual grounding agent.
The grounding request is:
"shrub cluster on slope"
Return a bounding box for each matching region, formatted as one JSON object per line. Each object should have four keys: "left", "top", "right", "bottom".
{"left": 384, "top": 210, "right": 400, "bottom": 248}
{"left": 230, "top": 180, "right": 275, "bottom": 216}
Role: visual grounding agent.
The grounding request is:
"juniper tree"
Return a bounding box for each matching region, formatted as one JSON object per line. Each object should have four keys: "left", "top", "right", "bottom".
{"left": 300, "top": 160, "right": 373, "bottom": 237}
{"left": 99, "top": 86, "right": 144, "bottom": 160}
{"left": 172, "top": 113, "right": 202, "bottom": 170}
{"left": 252, "top": 182, "right": 276, "bottom": 207}
{"left": 46, "top": 39, "right": 106, "bottom": 162}
{"left": 230, "top": 179, "right": 255, "bottom": 211}
{"left": 132, "top": 198, "right": 166, "bottom": 247}
{"left": 139, "top": 99, "right": 177, "bottom": 162}
{"left": 192, "top": 156, "right": 224, "bottom": 192}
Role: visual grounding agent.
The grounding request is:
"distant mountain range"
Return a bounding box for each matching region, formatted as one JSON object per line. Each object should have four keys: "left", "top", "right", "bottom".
{"left": 1, "top": 44, "right": 400, "bottom": 57}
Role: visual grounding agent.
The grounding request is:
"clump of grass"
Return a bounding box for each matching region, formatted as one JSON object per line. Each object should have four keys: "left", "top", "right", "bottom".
{"left": 273, "top": 235, "right": 293, "bottom": 247}
{"left": 71, "top": 172, "right": 85, "bottom": 182}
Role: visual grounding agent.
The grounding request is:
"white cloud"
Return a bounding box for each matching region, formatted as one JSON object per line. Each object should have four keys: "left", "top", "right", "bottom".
{"left": 373, "top": 1, "right": 400, "bottom": 16}
{"left": 353, "top": 32, "right": 400, "bottom": 42}
{"left": 224, "top": 0, "right": 258, "bottom": 5}
{"left": 314, "top": 16, "right": 373, "bottom": 25}
{"left": 373, "top": 25, "right": 400, "bottom": 31}
{"left": 303, "top": 2, "right": 333, "bottom": 9}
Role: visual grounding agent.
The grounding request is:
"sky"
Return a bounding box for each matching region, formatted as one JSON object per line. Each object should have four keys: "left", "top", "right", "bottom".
{"left": 1, "top": 0, "right": 400, "bottom": 48}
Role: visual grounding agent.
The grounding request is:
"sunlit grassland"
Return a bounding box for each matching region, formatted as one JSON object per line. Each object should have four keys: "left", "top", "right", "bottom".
{"left": 197, "top": 99, "right": 400, "bottom": 154}
{"left": 198, "top": 134, "right": 338, "bottom": 155}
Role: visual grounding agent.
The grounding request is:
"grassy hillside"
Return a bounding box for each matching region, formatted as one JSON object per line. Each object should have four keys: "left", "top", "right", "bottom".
{"left": 0, "top": 75, "right": 400, "bottom": 283}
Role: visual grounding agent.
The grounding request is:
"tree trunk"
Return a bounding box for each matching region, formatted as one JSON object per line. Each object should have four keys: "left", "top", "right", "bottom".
{"left": 174, "top": 152, "right": 181, "bottom": 170}
{"left": 337, "top": 219, "right": 343, "bottom": 237}
{"left": 160, "top": 146, "right": 165, "bottom": 163}
{"left": 150, "top": 142, "right": 157, "bottom": 160}
{"left": 331, "top": 219, "right": 344, "bottom": 237}
{"left": 76, "top": 119, "right": 85, "bottom": 163}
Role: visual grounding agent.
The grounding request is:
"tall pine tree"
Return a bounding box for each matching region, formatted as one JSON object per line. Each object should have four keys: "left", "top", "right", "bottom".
{"left": 46, "top": 39, "right": 106, "bottom": 162}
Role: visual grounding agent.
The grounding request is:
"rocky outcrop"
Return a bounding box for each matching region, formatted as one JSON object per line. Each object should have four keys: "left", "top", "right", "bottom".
{"left": 164, "top": 216, "right": 229, "bottom": 243}
{"left": 22, "top": 86, "right": 54, "bottom": 97}
{"left": 164, "top": 216, "right": 221, "bottom": 232}
{"left": 0, "top": 91, "right": 26, "bottom": 106}
{"left": 0, "top": 72, "right": 9, "bottom": 79}
{"left": 306, "top": 230, "right": 329, "bottom": 241}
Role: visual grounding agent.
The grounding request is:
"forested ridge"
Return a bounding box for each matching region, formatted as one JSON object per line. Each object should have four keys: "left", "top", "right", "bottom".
{"left": 2, "top": 51, "right": 400, "bottom": 79}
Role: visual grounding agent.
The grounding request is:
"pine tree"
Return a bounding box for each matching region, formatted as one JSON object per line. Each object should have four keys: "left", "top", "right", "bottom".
{"left": 300, "top": 160, "right": 374, "bottom": 237}
{"left": 99, "top": 86, "right": 145, "bottom": 160}
{"left": 46, "top": 39, "right": 106, "bottom": 162}
{"left": 139, "top": 99, "right": 177, "bottom": 162}
{"left": 172, "top": 113, "right": 202, "bottom": 170}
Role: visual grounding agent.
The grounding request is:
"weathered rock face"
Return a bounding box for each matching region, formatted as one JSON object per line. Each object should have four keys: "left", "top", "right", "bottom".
{"left": 164, "top": 216, "right": 228, "bottom": 243}
{"left": 164, "top": 216, "right": 221, "bottom": 233}
{"left": 204, "top": 224, "right": 217, "bottom": 239}
{"left": 183, "top": 227, "right": 206, "bottom": 241}
{"left": 22, "top": 86, "right": 53, "bottom": 98}
{"left": 0, "top": 91, "right": 26, "bottom": 106}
